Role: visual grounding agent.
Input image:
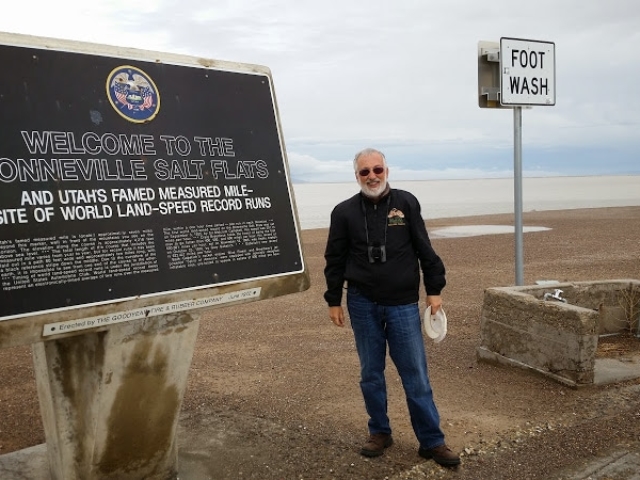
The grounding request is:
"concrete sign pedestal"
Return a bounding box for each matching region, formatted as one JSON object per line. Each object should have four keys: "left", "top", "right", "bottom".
{"left": 33, "top": 313, "right": 199, "bottom": 480}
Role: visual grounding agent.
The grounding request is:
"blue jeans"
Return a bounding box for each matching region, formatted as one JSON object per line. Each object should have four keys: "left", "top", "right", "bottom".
{"left": 347, "top": 285, "right": 445, "bottom": 449}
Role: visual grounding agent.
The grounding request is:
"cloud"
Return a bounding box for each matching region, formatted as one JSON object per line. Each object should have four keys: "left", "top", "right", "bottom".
{"left": 2, "top": 0, "right": 639, "bottom": 180}
{"left": 286, "top": 149, "right": 563, "bottom": 184}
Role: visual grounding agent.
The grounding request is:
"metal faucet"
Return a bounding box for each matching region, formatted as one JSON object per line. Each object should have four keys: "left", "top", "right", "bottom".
{"left": 543, "top": 289, "right": 567, "bottom": 303}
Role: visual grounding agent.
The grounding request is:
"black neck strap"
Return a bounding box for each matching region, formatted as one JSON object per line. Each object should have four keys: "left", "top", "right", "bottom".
{"left": 361, "top": 193, "right": 390, "bottom": 246}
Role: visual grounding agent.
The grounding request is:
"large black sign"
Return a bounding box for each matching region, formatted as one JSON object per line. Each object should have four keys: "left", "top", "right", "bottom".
{"left": 0, "top": 37, "right": 304, "bottom": 320}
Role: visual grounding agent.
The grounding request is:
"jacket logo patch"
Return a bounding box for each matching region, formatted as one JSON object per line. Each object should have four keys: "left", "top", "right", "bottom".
{"left": 388, "top": 208, "right": 406, "bottom": 226}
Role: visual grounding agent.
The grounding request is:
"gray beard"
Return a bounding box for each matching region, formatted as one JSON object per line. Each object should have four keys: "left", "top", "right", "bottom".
{"left": 360, "top": 179, "right": 388, "bottom": 199}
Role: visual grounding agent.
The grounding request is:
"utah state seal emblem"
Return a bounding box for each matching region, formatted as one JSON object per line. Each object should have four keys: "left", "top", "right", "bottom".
{"left": 106, "top": 65, "right": 160, "bottom": 123}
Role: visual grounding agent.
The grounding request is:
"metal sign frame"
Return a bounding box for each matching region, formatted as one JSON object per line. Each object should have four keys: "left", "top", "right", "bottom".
{"left": 0, "top": 33, "right": 309, "bottom": 344}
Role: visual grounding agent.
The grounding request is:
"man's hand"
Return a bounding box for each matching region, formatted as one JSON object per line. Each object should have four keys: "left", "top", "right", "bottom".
{"left": 329, "top": 306, "right": 345, "bottom": 327}
{"left": 426, "top": 295, "right": 443, "bottom": 315}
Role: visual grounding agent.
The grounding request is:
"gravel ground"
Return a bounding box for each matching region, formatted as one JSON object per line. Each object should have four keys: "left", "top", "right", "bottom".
{"left": 1, "top": 206, "right": 640, "bottom": 479}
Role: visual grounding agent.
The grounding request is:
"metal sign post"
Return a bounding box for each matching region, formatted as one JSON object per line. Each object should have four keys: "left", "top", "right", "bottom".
{"left": 513, "top": 107, "right": 524, "bottom": 285}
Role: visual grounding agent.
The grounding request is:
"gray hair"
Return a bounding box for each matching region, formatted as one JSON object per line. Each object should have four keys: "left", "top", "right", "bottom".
{"left": 353, "top": 148, "right": 387, "bottom": 172}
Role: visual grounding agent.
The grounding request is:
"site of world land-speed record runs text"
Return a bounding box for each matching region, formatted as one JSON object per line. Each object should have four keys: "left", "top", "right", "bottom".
{"left": 0, "top": 40, "right": 303, "bottom": 320}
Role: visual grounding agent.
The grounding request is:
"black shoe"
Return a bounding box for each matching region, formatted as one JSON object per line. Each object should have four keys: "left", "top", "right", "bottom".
{"left": 360, "top": 433, "right": 393, "bottom": 457}
{"left": 418, "top": 444, "right": 460, "bottom": 467}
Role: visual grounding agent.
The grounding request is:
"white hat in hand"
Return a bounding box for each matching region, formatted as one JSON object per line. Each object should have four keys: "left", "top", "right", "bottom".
{"left": 423, "top": 306, "right": 447, "bottom": 343}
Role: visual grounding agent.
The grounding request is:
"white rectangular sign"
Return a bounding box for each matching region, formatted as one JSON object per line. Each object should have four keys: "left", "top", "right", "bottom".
{"left": 500, "top": 37, "right": 555, "bottom": 106}
{"left": 42, "top": 287, "right": 261, "bottom": 336}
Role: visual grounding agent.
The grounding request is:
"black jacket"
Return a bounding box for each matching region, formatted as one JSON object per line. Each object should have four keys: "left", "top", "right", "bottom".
{"left": 323, "top": 188, "right": 446, "bottom": 306}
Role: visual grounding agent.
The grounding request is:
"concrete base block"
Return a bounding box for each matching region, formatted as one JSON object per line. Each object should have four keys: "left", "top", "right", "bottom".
{"left": 33, "top": 313, "right": 200, "bottom": 480}
{"left": 477, "top": 279, "right": 640, "bottom": 387}
{"left": 0, "top": 444, "right": 49, "bottom": 480}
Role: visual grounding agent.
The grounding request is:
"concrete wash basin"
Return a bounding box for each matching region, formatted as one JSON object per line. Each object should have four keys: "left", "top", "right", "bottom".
{"left": 477, "top": 280, "right": 640, "bottom": 387}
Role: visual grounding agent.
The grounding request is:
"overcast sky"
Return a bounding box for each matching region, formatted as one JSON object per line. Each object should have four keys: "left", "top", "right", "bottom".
{"left": 2, "top": 1, "right": 639, "bottom": 182}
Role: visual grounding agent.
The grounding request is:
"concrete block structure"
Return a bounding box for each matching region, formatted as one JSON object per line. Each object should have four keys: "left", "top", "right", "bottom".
{"left": 477, "top": 279, "right": 640, "bottom": 387}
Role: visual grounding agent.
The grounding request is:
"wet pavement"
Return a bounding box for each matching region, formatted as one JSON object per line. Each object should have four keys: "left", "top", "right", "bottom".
{"left": 559, "top": 444, "right": 640, "bottom": 480}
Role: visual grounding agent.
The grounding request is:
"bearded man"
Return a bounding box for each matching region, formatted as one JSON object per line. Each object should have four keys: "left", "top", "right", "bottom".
{"left": 323, "top": 148, "right": 460, "bottom": 467}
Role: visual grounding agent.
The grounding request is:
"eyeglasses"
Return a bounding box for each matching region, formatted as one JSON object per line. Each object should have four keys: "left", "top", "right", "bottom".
{"left": 358, "top": 166, "right": 385, "bottom": 177}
